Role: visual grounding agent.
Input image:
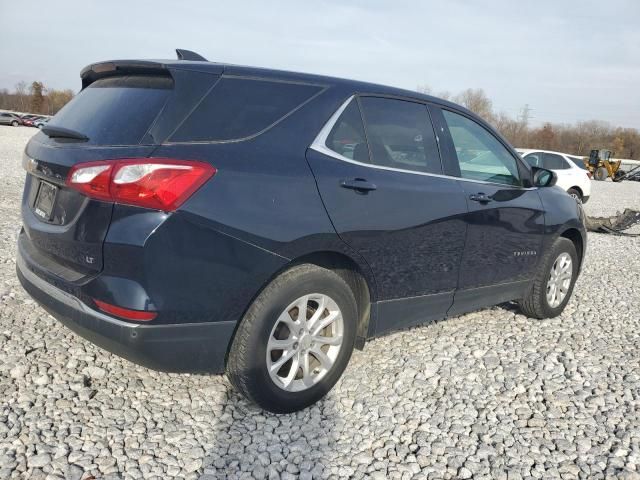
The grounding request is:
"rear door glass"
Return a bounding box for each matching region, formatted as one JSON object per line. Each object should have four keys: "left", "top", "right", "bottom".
{"left": 47, "top": 75, "right": 173, "bottom": 146}
{"left": 359, "top": 97, "right": 442, "bottom": 174}
{"left": 542, "top": 153, "right": 569, "bottom": 170}
{"left": 170, "top": 77, "right": 322, "bottom": 142}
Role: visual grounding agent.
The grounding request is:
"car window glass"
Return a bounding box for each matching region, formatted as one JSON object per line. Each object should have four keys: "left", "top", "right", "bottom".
{"left": 523, "top": 153, "right": 542, "bottom": 168}
{"left": 325, "top": 99, "right": 369, "bottom": 163}
{"left": 171, "top": 77, "right": 322, "bottom": 142}
{"left": 359, "top": 97, "right": 441, "bottom": 174}
{"left": 569, "top": 156, "right": 587, "bottom": 170}
{"left": 543, "top": 153, "right": 569, "bottom": 170}
{"left": 442, "top": 110, "right": 520, "bottom": 186}
{"left": 49, "top": 75, "right": 173, "bottom": 146}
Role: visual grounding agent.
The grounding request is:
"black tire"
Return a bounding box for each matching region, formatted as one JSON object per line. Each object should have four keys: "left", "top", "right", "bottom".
{"left": 519, "top": 237, "right": 578, "bottom": 319}
{"left": 594, "top": 166, "right": 608, "bottom": 181}
{"left": 567, "top": 188, "right": 582, "bottom": 202}
{"left": 227, "top": 264, "right": 357, "bottom": 413}
{"left": 11, "top": 120, "right": 18, "bottom": 127}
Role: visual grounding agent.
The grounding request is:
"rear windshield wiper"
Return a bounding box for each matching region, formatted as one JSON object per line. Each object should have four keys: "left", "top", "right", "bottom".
{"left": 41, "top": 125, "right": 89, "bottom": 141}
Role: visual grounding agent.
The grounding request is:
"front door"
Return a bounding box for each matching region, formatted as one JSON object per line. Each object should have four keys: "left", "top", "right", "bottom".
{"left": 306, "top": 96, "right": 468, "bottom": 334}
{"left": 433, "top": 107, "right": 545, "bottom": 315}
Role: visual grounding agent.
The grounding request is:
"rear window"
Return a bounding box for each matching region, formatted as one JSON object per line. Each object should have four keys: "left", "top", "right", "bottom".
{"left": 48, "top": 75, "right": 172, "bottom": 146}
{"left": 169, "top": 77, "right": 322, "bottom": 142}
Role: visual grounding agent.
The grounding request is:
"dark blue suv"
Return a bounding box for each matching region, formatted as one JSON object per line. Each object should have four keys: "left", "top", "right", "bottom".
{"left": 17, "top": 50, "right": 586, "bottom": 412}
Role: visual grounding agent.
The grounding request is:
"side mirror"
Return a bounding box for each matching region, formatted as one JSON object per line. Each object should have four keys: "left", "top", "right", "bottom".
{"left": 531, "top": 167, "right": 557, "bottom": 187}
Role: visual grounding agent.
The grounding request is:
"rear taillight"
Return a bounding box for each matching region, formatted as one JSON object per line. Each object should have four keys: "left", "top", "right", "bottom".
{"left": 93, "top": 299, "right": 157, "bottom": 321}
{"left": 67, "top": 158, "right": 216, "bottom": 211}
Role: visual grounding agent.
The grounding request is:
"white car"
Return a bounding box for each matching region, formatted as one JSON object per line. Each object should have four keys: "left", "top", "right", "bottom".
{"left": 516, "top": 149, "right": 592, "bottom": 203}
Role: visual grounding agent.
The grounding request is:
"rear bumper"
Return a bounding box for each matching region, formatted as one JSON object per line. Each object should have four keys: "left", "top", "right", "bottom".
{"left": 17, "top": 252, "right": 235, "bottom": 374}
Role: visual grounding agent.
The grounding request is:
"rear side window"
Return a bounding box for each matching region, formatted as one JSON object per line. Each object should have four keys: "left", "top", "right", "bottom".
{"left": 48, "top": 75, "right": 172, "bottom": 146}
{"left": 325, "top": 100, "right": 369, "bottom": 163}
{"left": 569, "top": 156, "right": 587, "bottom": 169}
{"left": 170, "top": 77, "right": 322, "bottom": 142}
{"left": 359, "top": 97, "right": 442, "bottom": 174}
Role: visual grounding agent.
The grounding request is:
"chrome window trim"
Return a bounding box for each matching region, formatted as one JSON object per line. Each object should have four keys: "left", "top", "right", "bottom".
{"left": 309, "top": 96, "right": 537, "bottom": 191}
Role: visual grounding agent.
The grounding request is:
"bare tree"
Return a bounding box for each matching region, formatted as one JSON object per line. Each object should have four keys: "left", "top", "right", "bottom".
{"left": 0, "top": 81, "right": 74, "bottom": 115}
{"left": 454, "top": 88, "right": 495, "bottom": 122}
{"left": 14, "top": 81, "right": 28, "bottom": 112}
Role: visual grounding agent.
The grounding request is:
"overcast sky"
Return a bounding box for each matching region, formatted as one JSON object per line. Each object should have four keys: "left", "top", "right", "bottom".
{"left": 1, "top": 1, "right": 639, "bottom": 128}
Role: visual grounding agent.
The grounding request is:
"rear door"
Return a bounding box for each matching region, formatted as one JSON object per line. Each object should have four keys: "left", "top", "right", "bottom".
{"left": 307, "top": 95, "right": 468, "bottom": 334}
{"left": 432, "top": 107, "right": 545, "bottom": 315}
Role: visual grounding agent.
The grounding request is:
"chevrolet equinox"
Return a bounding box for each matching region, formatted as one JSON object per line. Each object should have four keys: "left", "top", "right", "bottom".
{"left": 17, "top": 50, "right": 587, "bottom": 413}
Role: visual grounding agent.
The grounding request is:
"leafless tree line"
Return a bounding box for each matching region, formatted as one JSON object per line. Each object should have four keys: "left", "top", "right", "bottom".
{"left": 0, "top": 81, "right": 74, "bottom": 116}
{"left": 417, "top": 85, "right": 640, "bottom": 160}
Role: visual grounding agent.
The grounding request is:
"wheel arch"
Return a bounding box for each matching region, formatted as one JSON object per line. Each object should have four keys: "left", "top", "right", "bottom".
{"left": 225, "top": 248, "right": 376, "bottom": 368}
{"left": 288, "top": 251, "right": 373, "bottom": 350}
{"left": 559, "top": 227, "right": 584, "bottom": 269}
{"left": 567, "top": 185, "right": 583, "bottom": 198}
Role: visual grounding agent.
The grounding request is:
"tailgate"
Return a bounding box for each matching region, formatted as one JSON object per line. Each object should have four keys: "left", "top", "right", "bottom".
{"left": 20, "top": 73, "right": 176, "bottom": 278}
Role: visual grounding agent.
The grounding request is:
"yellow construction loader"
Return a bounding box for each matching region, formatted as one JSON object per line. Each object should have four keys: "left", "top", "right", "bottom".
{"left": 585, "top": 149, "right": 623, "bottom": 181}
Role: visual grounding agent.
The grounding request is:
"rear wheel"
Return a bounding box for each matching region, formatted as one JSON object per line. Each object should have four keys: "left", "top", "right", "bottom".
{"left": 594, "top": 166, "right": 608, "bottom": 181}
{"left": 519, "top": 237, "right": 578, "bottom": 319}
{"left": 227, "top": 264, "right": 357, "bottom": 413}
{"left": 567, "top": 188, "right": 582, "bottom": 202}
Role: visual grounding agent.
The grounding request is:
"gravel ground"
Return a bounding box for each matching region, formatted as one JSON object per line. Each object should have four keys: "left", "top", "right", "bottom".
{"left": 1, "top": 125, "right": 639, "bottom": 480}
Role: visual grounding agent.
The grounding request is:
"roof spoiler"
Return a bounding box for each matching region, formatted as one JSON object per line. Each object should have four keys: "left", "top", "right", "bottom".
{"left": 176, "top": 49, "right": 207, "bottom": 61}
{"left": 80, "top": 60, "right": 171, "bottom": 89}
{"left": 80, "top": 50, "right": 208, "bottom": 89}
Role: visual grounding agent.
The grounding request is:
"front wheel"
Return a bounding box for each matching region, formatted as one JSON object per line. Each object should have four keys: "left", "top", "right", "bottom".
{"left": 594, "top": 166, "right": 608, "bottom": 181}
{"left": 11, "top": 120, "right": 18, "bottom": 127}
{"left": 519, "top": 237, "right": 579, "bottom": 319}
{"left": 227, "top": 264, "right": 357, "bottom": 413}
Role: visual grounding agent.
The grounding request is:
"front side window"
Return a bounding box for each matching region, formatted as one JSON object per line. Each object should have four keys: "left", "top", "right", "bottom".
{"left": 325, "top": 99, "right": 369, "bottom": 163}
{"left": 523, "top": 153, "right": 542, "bottom": 168}
{"left": 359, "top": 97, "right": 442, "bottom": 174}
{"left": 543, "top": 153, "right": 569, "bottom": 170}
{"left": 443, "top": 110, "right": 521, "bottom": 186}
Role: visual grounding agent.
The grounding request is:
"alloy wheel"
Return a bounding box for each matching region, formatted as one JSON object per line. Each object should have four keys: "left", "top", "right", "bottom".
{"left": 546, "top": 252, "right": 573, "bottom": 308}
{"left": 266, "top": 293, "right": 344, "bottom": 392}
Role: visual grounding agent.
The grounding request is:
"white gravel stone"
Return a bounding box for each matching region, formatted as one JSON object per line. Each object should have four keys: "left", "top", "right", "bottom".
{"left": 1, "top": 126, "right": 640, "bottom": 479}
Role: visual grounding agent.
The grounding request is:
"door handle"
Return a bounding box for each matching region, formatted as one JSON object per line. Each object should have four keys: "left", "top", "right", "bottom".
{"left": 340, "top": 178, "right": 377, "bottom": 193}
{"left": 469, "top": 192, "right": 493, "bottom": 204}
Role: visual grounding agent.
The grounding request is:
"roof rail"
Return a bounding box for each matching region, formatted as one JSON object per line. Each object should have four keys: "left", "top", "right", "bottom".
{"left": 176, "top": 49, "right": 208, "bottom": 62}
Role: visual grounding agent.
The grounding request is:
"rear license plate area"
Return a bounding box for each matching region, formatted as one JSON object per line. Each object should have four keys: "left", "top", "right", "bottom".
{"left": 33, "top": 181, "right": 58, "bottom": 221}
